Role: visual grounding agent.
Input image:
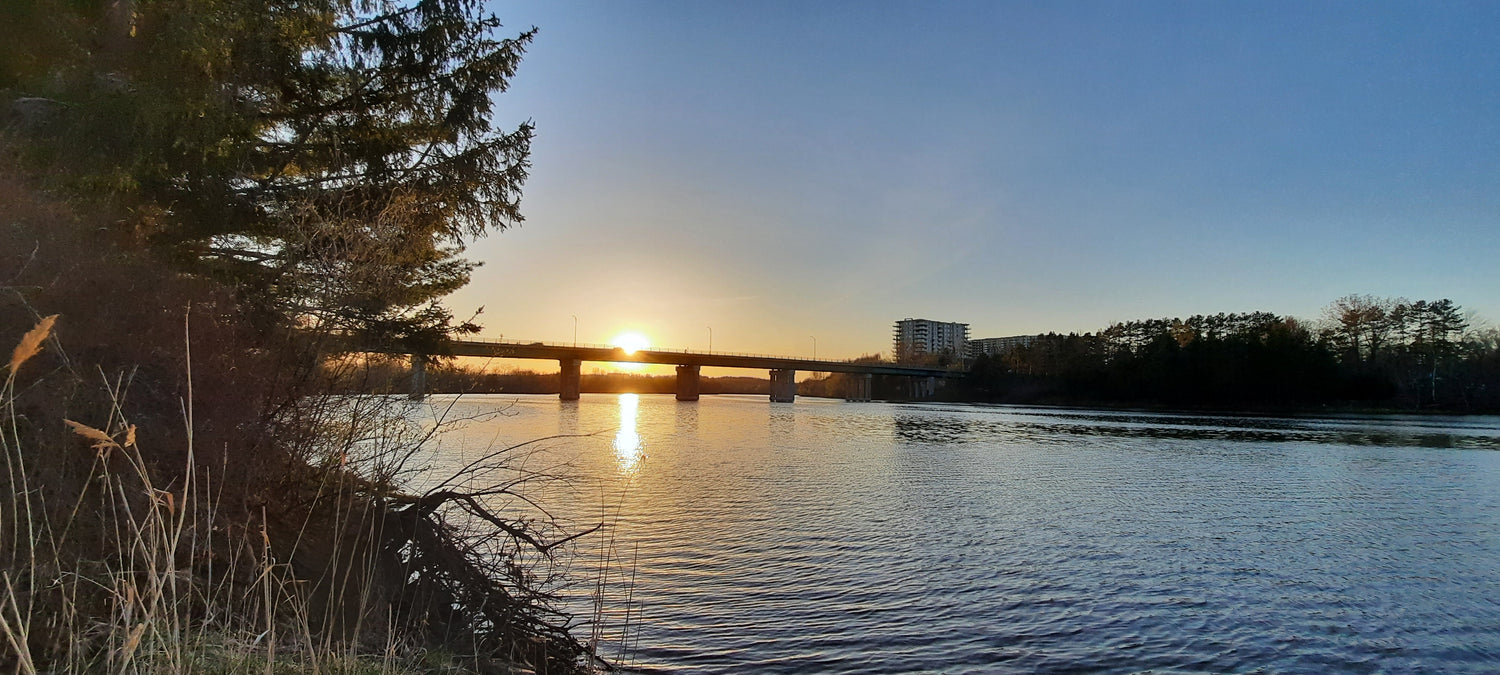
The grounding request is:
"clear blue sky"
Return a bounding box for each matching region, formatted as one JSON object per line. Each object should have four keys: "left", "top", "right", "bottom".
{"left": 453, "top": 1, "right": 1500, "bottom": 361}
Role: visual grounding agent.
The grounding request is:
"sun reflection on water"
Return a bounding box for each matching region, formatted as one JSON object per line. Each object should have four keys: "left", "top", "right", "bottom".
{"left": 614, "top": 393, "right": 643, "bottom": 473}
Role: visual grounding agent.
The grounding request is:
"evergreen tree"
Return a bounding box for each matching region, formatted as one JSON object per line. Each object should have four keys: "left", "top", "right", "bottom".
{"left": 4, "top": 0, "right": 534, "bottom": 351}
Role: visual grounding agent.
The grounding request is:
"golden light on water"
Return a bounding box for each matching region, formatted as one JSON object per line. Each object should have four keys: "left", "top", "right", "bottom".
{"left": 614, "top": 393, "right": 643, "bottom": 473}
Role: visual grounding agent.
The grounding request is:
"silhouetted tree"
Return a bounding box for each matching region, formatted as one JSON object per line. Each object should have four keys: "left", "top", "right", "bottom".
{"left": 959, "top": 299, "right": 1500, "bottom": 411}
{"left": 1321, "top": 295, "right": 1379, "bottom": 364}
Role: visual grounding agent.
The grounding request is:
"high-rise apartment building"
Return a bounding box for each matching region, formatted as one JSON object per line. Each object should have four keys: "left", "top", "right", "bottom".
{"left": 893, "top": 319, "right": 969, "bottom": 362}
{"left": 967, "top": 335, "right": 1038, "bottom": 358}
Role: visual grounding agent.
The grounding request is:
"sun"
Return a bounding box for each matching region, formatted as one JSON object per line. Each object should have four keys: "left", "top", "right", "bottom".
{"left": 610, "top": 332, "right": 650, "bottom": 372}
{"left": 611, "top": 332, "right": 650, "bottom": 355}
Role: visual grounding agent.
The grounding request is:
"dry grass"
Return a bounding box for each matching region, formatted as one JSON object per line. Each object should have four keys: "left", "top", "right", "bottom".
{"left": 6, "top": 314, "right": 55, "bottom": 375}
{"left": 1, "top": 322, "right": 598, "bottom": 674}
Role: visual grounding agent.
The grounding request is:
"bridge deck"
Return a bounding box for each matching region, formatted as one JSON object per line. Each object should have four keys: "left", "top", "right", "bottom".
{"left": 446, "top": 339, "right": 959, "bottom": 377}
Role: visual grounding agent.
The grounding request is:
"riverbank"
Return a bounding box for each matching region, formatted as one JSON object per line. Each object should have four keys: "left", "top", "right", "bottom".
{"left": 1, "top": 319, "right": 594, "bottom": 674}
{"left": 2, "top": 321, "right": 596, "bottom": 674}
{"left": 0, "top": 178, "right": 598, "bottom": 673}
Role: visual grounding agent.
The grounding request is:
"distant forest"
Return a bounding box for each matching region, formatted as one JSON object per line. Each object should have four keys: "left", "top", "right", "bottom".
{"left": 960, "top": 295, "right": 1500, "bottom": 412}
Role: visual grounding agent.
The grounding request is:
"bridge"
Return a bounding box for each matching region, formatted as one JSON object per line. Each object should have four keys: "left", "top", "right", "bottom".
{"left": 409, "top": 338, "right": 961, "bottom": 403}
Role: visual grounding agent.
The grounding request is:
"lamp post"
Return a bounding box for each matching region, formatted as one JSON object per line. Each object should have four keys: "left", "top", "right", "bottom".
{"left": 707, "top": 326, "right": 713, "bottom": 353}
{"left": 810, "top": 335, "right": 817, "bottom": 361}
{"left": 571, "top": 314, "right": 578, "bottom": 347}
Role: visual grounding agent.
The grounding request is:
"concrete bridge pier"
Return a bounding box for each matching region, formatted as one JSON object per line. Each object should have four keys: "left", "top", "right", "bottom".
{"left": 676, "top": 364, "right": 701, "bottom": 401}
{"left": 559, "top": 358, "right": 581, "bottom": 400}
{"left": 408, "top": 354, "right": 427, "bottom": 400}
{"left": 908, "top": 375, "right": 937, "bottom": 400}
{"left": 770, "top": 368, "right": 797, "bottom": 403}
{"left": 845, "top": 373, "right": 873, "bottom": 402}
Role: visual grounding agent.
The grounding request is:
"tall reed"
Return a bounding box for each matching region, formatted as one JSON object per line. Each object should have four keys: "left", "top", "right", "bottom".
{"left": 0, "top": 316, "right": 451, "bottom": 674}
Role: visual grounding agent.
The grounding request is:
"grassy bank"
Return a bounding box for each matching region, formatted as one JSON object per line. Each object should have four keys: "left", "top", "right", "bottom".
{"left": 1, "top": 179, "right": 602, "bottom": 673}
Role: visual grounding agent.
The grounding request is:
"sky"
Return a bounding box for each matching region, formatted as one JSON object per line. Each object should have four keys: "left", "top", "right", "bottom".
{"left": 451, "top": 0, "right": 1500, "bottom": 365}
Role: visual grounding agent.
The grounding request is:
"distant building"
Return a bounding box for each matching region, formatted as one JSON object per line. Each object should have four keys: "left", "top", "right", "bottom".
{"left": 893, "top": 319, "right": 969, "bottom": 362}
{"left": 967, "top": 335, "right": 1038, "bottom": 358}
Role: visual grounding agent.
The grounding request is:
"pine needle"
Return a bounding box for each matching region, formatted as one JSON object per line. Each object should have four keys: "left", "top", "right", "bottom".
{"left": 7, "top": 313, "right": 58, "bottom": 373}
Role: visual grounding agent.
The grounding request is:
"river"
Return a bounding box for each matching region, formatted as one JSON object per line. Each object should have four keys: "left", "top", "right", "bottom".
{"left": 417, "top": 393, "right": 1500, "bottom": 673}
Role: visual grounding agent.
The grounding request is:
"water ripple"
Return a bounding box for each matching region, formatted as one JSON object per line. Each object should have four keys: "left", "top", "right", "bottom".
{"left": 429, "top": 395, "right": 1500, "bottom": 673}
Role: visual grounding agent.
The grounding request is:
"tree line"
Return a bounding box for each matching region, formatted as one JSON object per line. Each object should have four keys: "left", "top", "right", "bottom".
{"left": 963, "top": 295, "right": 1500, "bottom": 412}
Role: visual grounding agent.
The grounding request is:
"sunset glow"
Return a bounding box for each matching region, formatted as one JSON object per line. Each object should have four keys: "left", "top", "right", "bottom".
{"left": 612, "top": 332, "right": 650, "bottom": 355}
{"left": 448, "top": 3, "right": 1500, "bottom": 352}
